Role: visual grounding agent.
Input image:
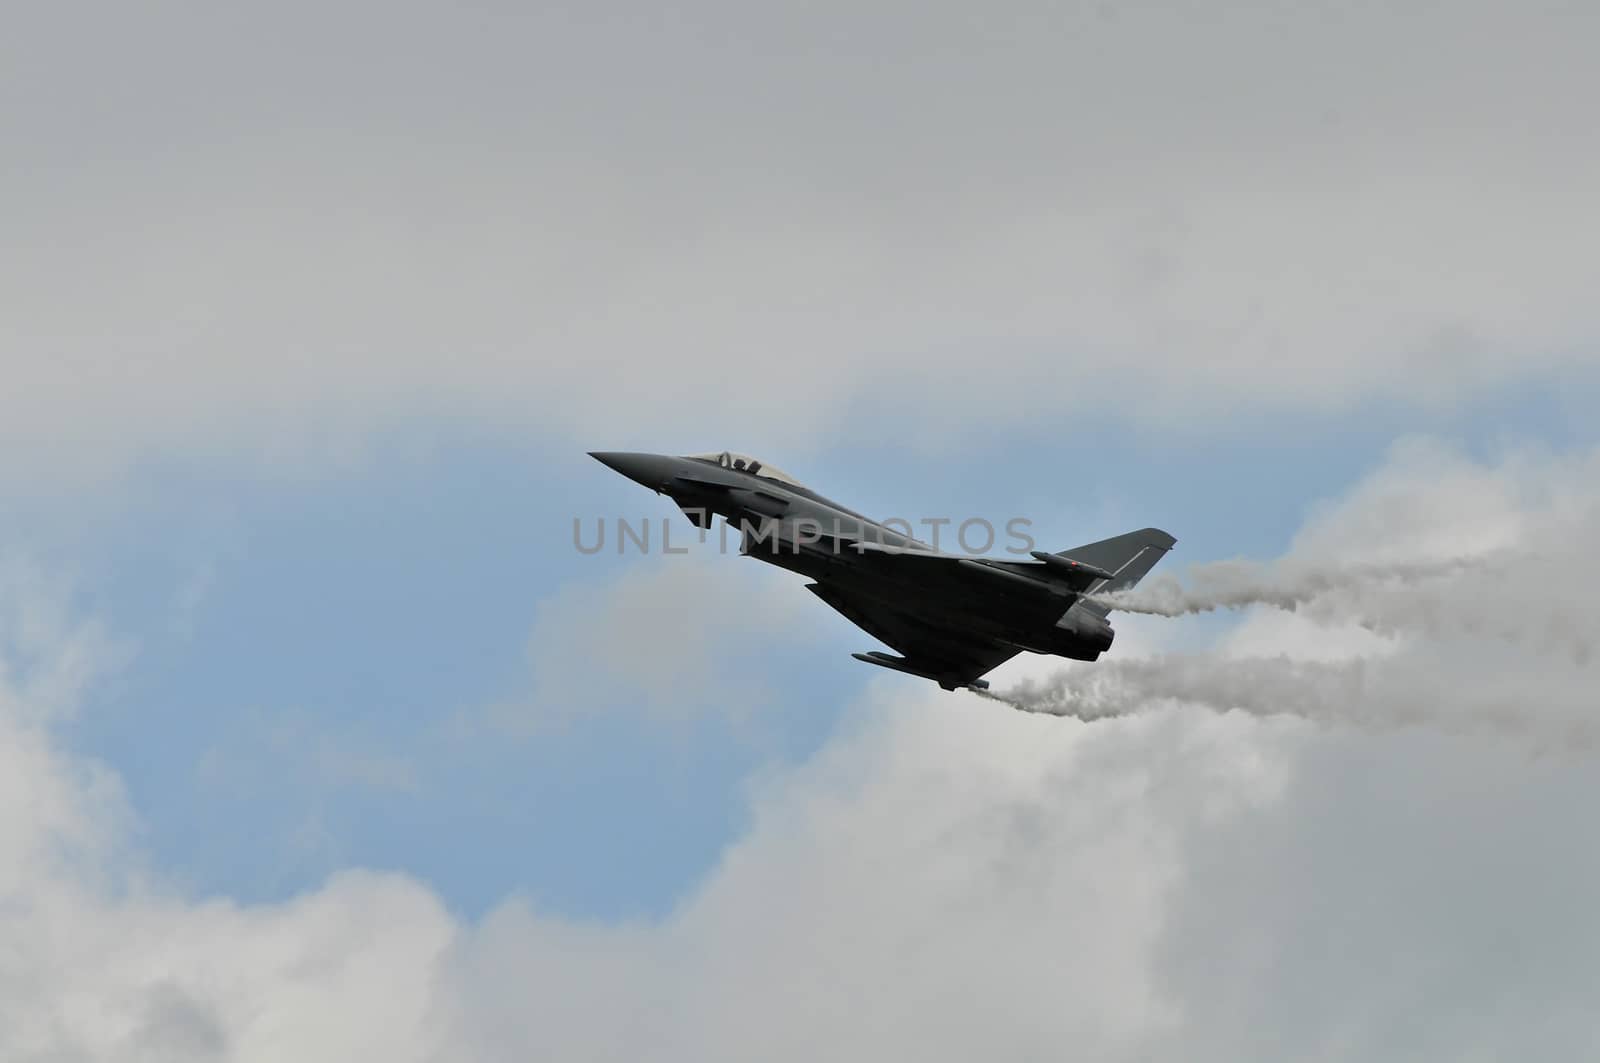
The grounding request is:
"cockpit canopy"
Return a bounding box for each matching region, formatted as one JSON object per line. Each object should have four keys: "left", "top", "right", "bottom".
{"left": 686, "top": 451, "right": 804, "bottom": 487}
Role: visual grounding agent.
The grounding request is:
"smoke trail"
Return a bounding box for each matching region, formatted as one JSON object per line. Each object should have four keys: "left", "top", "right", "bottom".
{"left": 972, "top": 656, "right": 1375, "bottom": 724}
{"left": 1086, "top": 557, "right": 1488, "bottom": 618}
{"left": 1079, "top": 550, "right": 1599, "bottom": 663}
{"left": 972, "top": 653, "right": 1595, "bottom": 743}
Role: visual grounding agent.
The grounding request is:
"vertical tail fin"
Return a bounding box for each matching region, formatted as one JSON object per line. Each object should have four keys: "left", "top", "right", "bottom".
{"left": 1052, "top": 527, "right": 1176, "bottom": 603}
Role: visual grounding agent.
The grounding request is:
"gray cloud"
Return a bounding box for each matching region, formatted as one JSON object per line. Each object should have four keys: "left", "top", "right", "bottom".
{"left": 3, "top": 3, "right": 1598, "bottom": 477}
{"left": 127, "top": 984, "right": 228, "bottom": 1063}
{"left": 431, "top": 705, "right": 1600, "bottom": 1063}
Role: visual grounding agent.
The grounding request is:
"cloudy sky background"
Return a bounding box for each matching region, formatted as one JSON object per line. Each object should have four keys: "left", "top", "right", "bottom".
{"left": 4, "top": 1, "right": 1599, "bottom": 1059}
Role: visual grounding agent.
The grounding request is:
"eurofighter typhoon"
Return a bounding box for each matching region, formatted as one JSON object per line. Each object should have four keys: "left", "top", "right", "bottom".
{"left": 591, "top": 451, "right": 1175, "bottom": 691}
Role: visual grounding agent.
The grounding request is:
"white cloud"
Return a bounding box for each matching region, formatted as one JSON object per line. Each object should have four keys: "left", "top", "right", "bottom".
{"left": 492, "top": 551, "right": 824, "bottom": 730}
{"left": 0, "top": 578, "right": 456, "bottom": 1062}
{"left": 5, "top": 442, "right": 1600, "bottom": 1060}
{"left": 3, "top": 3, "right": 1598, "bottom": 478}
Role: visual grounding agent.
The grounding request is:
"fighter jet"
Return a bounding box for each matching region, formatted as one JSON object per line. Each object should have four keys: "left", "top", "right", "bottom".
{"left": 590, "top": 450, "right": 1175, "bottom": 691}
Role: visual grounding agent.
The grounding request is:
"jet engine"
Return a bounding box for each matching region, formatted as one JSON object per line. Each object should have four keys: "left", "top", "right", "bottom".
{"left": 1054, "top": 603, "right": 1115, "bottom": 655}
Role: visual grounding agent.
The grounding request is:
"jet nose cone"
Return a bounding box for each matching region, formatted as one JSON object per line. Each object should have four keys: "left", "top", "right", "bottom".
{"left": 588, "top": 451, "right": 673, "bottom": 491}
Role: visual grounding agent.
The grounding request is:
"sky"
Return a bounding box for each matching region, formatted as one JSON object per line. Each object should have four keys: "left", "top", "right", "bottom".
{"left": 3, "top": 2, "right": 1600, "bottom": 1060}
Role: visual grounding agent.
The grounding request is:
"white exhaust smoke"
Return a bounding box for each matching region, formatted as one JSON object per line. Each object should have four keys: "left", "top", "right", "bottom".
{"left": 1085, "top": 556, "right": 1489, "bottom": 618}
{"left": 972, "top": 652, "right": 1593, "bottom": 743}
{"left": 1082, "top": 550, "right": 1594, "bottom": 664}
{"left": 973, "top": 656, "right": 1374, "bottom": 723}
{"left": 973, "top": 537, "right": 1598, "bottom": 737}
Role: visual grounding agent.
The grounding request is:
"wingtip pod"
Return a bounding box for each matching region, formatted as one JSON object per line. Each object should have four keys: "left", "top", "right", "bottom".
{"left": 1052, "top": 527, "right": 1178, "bottom": 597}
{"left": 850, "top": 652, "right": 990, "bottom": 690}
{"left": 1029, "top": 550, "right": 1117, "bottom": 581}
